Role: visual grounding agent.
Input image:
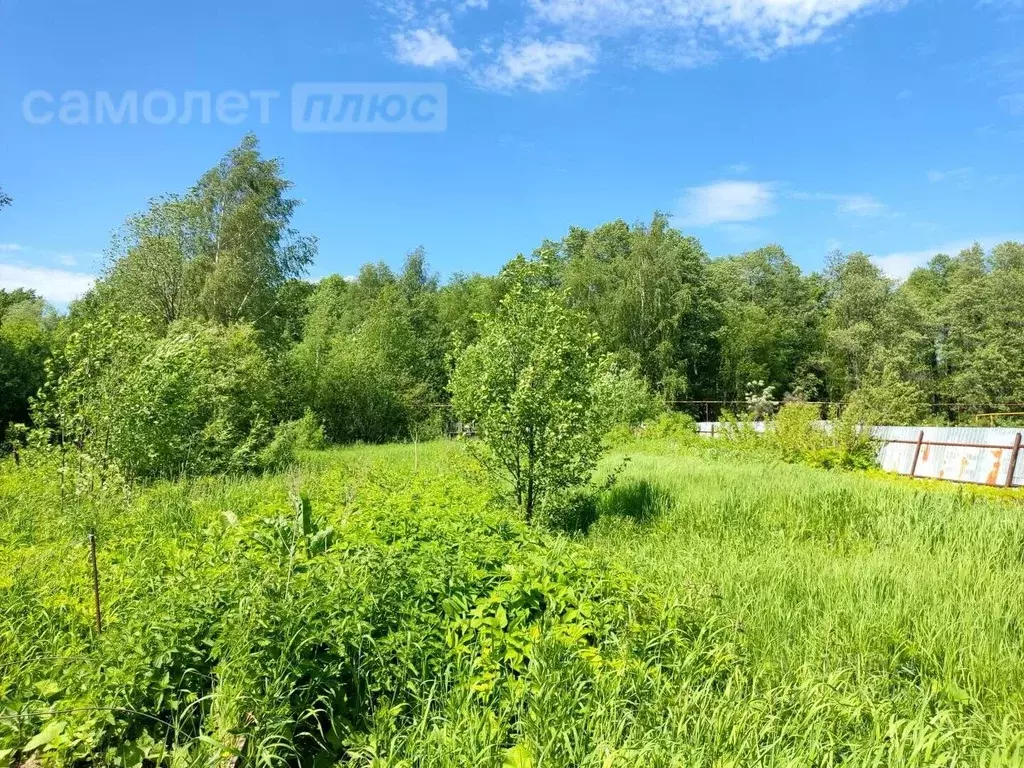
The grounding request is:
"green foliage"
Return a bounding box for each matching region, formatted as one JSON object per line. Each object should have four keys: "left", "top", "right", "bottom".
{"left": 845, "top": 364, "right": 929, "bottom": 425}
{"left": 640, "top": 411, "right": 698, "bottom": 440}
{"left": 536, "top": 484, "right": 601, "bottom": 534}
{"left": 591, "top": 359, "right": 663, "bottom": 431}
{"left": 0, "top": 444, "right": 649, "bottom": 767}
{"left": 559, "top": 213, "right": 720, "bottom": 399}
{"left": 97, "top": 134, "right": 316, "bottom": 333}
{"left": 711, "top": 245, "right": 822, "bottom": 401}
{"left": 0, "top": 292, "right": 53, "bottom": 442}
{"left": 259, "top": 409, "right": 327, "bottom": 468}
{"left": 450, "top": 254, "right": 603, "bottom": 523}
{"left": 768, "top": 402, "right": 877, "bottom": 470}
{"left": 34, "top": 317, "right": 282, "bottom": 479}
{"left": 289, "top": 253, "right": 446, "bottom": 443}
{"left": 3, "top": 441, "right": 1024, "bottom": 766}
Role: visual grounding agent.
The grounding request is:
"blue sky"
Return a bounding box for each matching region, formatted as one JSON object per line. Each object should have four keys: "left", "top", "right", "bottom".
{"left": 1, "top": 0, "right": 1023, "bottom": 304}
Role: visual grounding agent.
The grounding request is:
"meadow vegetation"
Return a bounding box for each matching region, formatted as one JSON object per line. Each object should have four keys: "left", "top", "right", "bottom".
{"left": 3, "top": 440, "right": 1024, "bottom": 766}
{"left": 3, "top": 137, "right": 1024, "bottom": 767}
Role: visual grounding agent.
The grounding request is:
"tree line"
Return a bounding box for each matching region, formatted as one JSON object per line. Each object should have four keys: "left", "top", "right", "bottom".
{"left": 2, "top": 136, "right": 1023, "bottom": 476}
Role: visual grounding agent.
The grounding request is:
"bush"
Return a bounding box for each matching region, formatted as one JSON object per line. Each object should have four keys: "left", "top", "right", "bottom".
{"left": 592, "top": 360, "right": 663, "bottom": 431}
{"left": 450, "top": 254, "right": 604, "bottom": 523}
{"left": 844, "top": 364, "right": 928, "bottom": 426}
{"left": 769, "top": 402, "right": 876, "bottom": 470}
{"left": 641, "top": 411, "right": 697, "bottom": 440}
{"left": 35, "top": 317, "right": 284, "bottom": 479}
{"left": 260, "top": 409, "right": 327, "bottom": 468}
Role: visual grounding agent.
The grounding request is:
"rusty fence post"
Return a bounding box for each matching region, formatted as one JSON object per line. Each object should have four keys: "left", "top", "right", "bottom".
{"left": 909, "top": 430, "right": 925, "bottom": 478}
{"left": 88, "top": 530, "right": 103, "bottom": 635}
{"left": 1005, "top": 432, "right": 1022, "bottom": 488}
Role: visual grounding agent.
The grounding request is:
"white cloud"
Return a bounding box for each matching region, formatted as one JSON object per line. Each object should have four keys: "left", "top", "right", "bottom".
{"left": 725, "top": 162, "right": 751, "bottom": 174}
{"left": 874, "top": 234, "right": 1024, "bottom": 279}
{"left": 835, "top": 194, "right": 886, "bottom": 216}
{"left": 393, "top": 28, "right": 463, "bottom": 67}
{"left": 0, "top": 244, "right": 23, "bottom": 253}
{"left": 0, "top": 263, "right": 95, "bottom": 303}
{"left": 527, "top": 0, "right": 901, "bottom": 57}
{"left": 474, "top": 39, "right": 595, "bottom": 91}
{"left": 927, "top": 167, "right": 973, "bottom": 183}
{"left": 380, "top": 0, "right": 905, "bottom": 91}
{"left": 792, "top": 190, "right": 889, "bottom": 216}
{"left": 677, "top": 180, "right": 775, "bottom": 227}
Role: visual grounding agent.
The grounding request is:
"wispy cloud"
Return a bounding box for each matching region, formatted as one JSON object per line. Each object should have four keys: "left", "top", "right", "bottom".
{"left": 792, "top": 191, "right": 891, "bottom": 217}
{"left": 724, "top": 162, "right": 751, "bottom": 174}
{"left": 393, "top": 28, "right": 463, "bottom": 67}
{"left": 0, "top": 263, "right": 95, "bottom": 303}
{"left": 874, "top": 233, "right": 1024, "bottom": 279}
{"left": 473, "top": 39, "right": 595, "bottom": 91}
{"left": 835, "top": 194, "right": 887, "bottom": 216}
{"left": 382, "top": 0, "right": 908, "bottom": 90}
{"left": 526, "top": 0, "right": 902, "bottom": 57}
{"left": 928, "top": 167, "right": 973, "bottom": 183}
{"left": 0, "top": 243, "right": 23, "bottom": 253}
{"left": 677, "top": 180, "right": 776, "bottom": 227}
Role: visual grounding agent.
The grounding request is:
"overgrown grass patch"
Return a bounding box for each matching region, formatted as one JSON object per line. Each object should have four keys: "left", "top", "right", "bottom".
{"left": 3, "top": 440, "right": 1024, "bottom": 766}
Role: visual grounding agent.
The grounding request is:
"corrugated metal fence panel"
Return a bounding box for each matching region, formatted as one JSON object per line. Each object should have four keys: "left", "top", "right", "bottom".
{"left": 871, "top": 426, "right": 921, "bottom": 477}
{"left": 883, "top": 426, "right": 1022, "bottom": 487}
{"left": 695, "top": 422, "right": 1024, "bottom": 487}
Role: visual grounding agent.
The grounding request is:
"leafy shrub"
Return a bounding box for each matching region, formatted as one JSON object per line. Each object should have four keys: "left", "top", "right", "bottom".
{"left": 592, "top": 360, "right": 663, "bottom": 431}
{"left": 450, "top": 254, "right": 604, "bottom": 523}
{"left": 259, "top": 409, "right": 327, "bottom": 468}
{"left": 844, "top": 364, "right": 928, "bottom": 426}
{"left": 0, "top": 446, "right": 651, "bottom": 767}
{"left": 641, "top": 411, "right": 698, "bottom": 440}
{"left": 0, "top": 296, "right": 53, "bottom": 443}
{"left": 289, "top": 280, "right": 441, "bottom": 444}
{"left": 34, "top": 317, "right": 282, "bottom": 479}
{"left": 769, "top": 402, "right": 876, "bottom": 470}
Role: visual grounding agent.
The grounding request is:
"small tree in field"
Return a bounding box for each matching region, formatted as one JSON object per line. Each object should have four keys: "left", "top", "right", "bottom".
{"left": 450, "top": 255, "right": 602, "bottom": 523}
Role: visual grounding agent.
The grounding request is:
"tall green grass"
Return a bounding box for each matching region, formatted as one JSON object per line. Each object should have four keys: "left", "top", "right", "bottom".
{"left": 2, "top": 441, "right": 1023, "bottom": 766}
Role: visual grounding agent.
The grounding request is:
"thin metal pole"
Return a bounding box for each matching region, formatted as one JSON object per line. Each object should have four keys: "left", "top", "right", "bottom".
{"left": 909, "top": 430, "right": 925, "bottom": 478}
{"left": 88, "top": 530, "right": 102, "bottom": 635}
{"left": 1005, "top": 432, "right": 1022, "bottom": 489}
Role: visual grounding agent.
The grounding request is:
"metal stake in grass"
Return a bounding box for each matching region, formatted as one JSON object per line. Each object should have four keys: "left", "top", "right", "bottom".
{"left": 88, "top": 529, "right": 103, "bottom": 635}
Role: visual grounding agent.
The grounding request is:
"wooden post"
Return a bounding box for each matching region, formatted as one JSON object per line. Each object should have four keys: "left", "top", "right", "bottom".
{"left": 909, "top": 430, "right": 925, "bottom": 478}
{"left": 1005, "top": 432, "right": 1022, "bottom": 488}
{"left": 89, "top": 530, "right": 102, "bottom": 635}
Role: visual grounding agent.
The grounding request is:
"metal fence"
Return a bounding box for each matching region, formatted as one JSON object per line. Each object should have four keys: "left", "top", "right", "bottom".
{"left": 695, "top": 422, "right": 1024, "bottom": 488}
{"left": 675, "top": 400, "right": 1024, "bottom": 427}
{"left": 872, "top": 426, "right": 1023, "bottom": 488}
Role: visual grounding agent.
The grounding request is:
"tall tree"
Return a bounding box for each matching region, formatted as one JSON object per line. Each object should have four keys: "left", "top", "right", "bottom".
{"left": 558, "top": 213, "right": 720, "bottom": 400}
{"left": 100, "top": 135, "right": 316, "bottom": 334}
{"left": 820, "top": 251, "right": 892, "bottom": 398}
{"left": 710, "top": 245, "right": 821, "bottom": 400}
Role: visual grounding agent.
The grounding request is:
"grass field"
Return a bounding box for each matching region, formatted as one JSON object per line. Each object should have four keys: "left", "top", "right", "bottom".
{"left": 2, "top": 440, "right": 1024, "bottom": 766}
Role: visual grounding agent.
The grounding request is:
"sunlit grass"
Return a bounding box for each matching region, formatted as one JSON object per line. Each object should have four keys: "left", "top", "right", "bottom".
{"left": 2, "top": 440, "right": 1023, "bottom": 766}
